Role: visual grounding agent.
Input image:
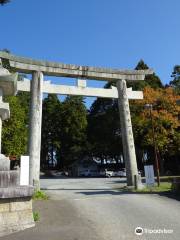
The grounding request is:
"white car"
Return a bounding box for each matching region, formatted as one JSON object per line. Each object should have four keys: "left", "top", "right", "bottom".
{"left": 101, "top": 169, "right": 141, "bottom": 178}
{"left": 100, "top": 169, "right": 126, "bottom": 178}
{"left": 105, "top": 170, "right": 114, "bottom": 178}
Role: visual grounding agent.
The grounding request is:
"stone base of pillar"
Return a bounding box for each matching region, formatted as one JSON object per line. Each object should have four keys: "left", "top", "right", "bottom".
{"left": 134, "top": 174, "right": 144, "bottom": 190}
{"left": 33, "top": 179, "right": 40, "bottom": 191}
{"left": 0, "top": 154, "right": 35, "bottom": 237}
{"left": 0, "top": 197, "right": 35, "bottom": 237}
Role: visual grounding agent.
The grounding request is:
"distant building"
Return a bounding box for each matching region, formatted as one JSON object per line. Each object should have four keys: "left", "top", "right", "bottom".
{"left": 69, "top": 158, "right": 99, "bottom": 177}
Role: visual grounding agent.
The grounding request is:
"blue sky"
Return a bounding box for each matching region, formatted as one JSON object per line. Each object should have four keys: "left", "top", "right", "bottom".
{"left": 1, "top": 0, "right": 180, "bottom": 106}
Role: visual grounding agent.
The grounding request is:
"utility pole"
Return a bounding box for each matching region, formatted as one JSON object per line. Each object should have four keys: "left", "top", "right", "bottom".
{"left": 145, "top": 104, "right": 160, "bottom": 186}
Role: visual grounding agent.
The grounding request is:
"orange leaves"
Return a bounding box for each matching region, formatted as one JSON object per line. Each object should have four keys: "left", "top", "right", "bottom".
{"left": 130, "top": 86, "right": 180, "bottom": 153}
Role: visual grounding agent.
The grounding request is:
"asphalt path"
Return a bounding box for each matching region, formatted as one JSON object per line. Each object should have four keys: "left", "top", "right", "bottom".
{"left": 3, "top": 177, "right": 180, "bottom": 240}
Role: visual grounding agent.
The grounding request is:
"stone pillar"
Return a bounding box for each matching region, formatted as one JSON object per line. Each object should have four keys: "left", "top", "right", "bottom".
{"left": 117, "top": 79, "right": 138, "bottom": 186}
{"left": 28, "top": 71, "right": 43, "bottom": 190}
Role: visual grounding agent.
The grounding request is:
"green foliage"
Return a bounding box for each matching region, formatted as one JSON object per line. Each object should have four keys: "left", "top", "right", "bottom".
{"left": 135, "top": 59, "right": 149, "bottom": 70}
{"left": 33, "top": 211, "right": 40, "bottom": 222}
{"left": 58, "top": 96, "right": 88, "bottom": 167}
{"left": 41, "top": 95, "right": 87, "bottom": 168}
{"left": 88, "top": 98, "right": 122, "bottom": 162}
{"left": 128, "top": 59, "right": 163, "bottom": 90}
{"left": 41, "top": 94, "right": 61, "bottom": 168}
{"left": 87, "top": 60, "right": 179, "bottom": 174}
{"left": 17, "top": 92, "right": 30, "bottom": 120}
{"left": 2, "top": 94, "right": 29, "bottom": 157}
{"left": 105, "top": 60, "right": 163, "bottom": 91}
{"left": 32, "top": 190, "right": 49, "bottom": 200}
{"left": 87, "top": 60, "right": 165, "bottom": 167}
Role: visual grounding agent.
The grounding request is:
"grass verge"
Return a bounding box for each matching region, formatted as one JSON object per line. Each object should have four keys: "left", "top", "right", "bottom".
{"left": 113, "top": 182, "right": 172, "bottom": 193}
{"left": 32, "top": 190, "right": 49, "bottom": 200}
{"left": 133, "top": 182, "right": 171, "bottom": 193}
{"left": 33, "top": 211, "right": 40, "bottom": 222}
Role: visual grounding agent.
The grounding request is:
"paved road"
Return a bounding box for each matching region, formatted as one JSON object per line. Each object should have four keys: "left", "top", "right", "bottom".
{"left": 3, "top": 177, "right": 180, "bottom": 240}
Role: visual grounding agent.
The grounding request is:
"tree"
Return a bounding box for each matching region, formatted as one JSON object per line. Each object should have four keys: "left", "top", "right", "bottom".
{"left": 170, "top": 65, "right": 180, "bottom": 94}
{"left": 131, "top": 86, "right": 180, "bottom": 174}
{"left": 87, "top": 59, "right": 163, "bottom": 166}
{"left": 0, "top": 0, "right": 10, "bottom": 5}
{"left": 105, "top": 60, "right": 163, "bottom": 91}
{"left": 41, "top": 94, "right": 61, "bottom": 168}
{"left": 88, "top": 97, "right": 123, "bottom": 164}
{"left": 2, "top": 94, "right": 29, "bottom": 157}
{"left": 17, "top": 91, "right": 30, "bottom": 125}
{"left": 135, "top": 59, "right": 149, "bottom": 70}
{"left": 128, "top": 59, "right": 163, "bottom": 90}
{"left": 58, "top": 96, "right": 87, "bottom": 167}
{"left": 41, "top": 95, "right": 88, "bottom": 168}
{"left": 87, "top": 60, "right": 180, "bottom": 174}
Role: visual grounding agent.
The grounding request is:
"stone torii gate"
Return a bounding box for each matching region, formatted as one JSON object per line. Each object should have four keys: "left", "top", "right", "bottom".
{"left": 0, "top": 51, "right": 153, "bottom": 189}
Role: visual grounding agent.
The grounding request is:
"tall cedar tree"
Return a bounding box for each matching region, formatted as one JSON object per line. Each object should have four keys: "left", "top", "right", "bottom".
{"left": 41, "top": 94, "right": 61, "bottom": 168}
{"left": 57, "top": 96, "right": 87, "bottom": 168}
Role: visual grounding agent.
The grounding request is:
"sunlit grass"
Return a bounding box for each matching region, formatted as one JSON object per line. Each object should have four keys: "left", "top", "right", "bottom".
{"left": 113, "top": 182, "right": 172, "bottom": 193}
{"left": 134, "top": 182, "right": 171, "bottom": 193}
{"left": 33, "top": 211, "right": 40, "bottom": 222}
{"left": 32, "top": 190, "right": 49, "bottom": 200}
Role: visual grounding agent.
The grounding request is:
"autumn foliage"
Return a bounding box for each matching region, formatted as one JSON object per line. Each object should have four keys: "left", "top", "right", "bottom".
{"left": 131, "top": 86, "right": 180, "bottom": 173}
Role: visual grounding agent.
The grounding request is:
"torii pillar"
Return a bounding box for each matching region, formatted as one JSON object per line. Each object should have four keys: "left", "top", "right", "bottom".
{"left": 28, "top": 71, "right": 43, "bottom": 190}
{"left": 117, "top": 79, "right": 139, "bottom": 186}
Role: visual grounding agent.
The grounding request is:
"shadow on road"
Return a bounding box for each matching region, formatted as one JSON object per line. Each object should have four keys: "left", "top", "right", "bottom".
{"left": 75, "top": 189, "right": 180, "bottom": 201}
{"left": 40, "top": 176, "right": 108, "bottom": 180}
{"left": 41, "top": 188, "right": 114, "bottom": 191}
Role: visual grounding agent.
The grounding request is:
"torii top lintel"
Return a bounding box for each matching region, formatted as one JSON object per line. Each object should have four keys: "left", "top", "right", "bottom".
{"left": 0, "top": 51, "right": 153, "bottom": 81}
